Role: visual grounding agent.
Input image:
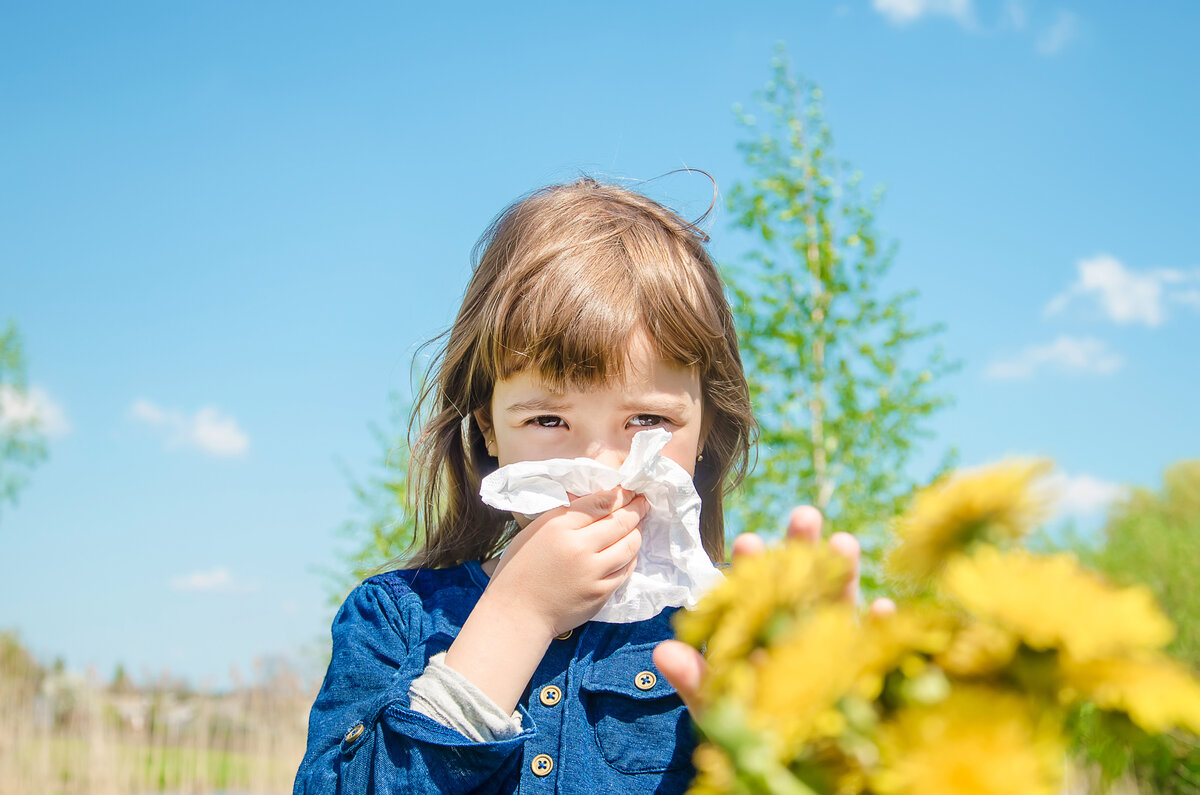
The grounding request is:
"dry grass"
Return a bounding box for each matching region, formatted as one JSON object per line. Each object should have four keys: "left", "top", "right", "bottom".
{"left": 0, "top": 640, "right": 315, "bottom": 795}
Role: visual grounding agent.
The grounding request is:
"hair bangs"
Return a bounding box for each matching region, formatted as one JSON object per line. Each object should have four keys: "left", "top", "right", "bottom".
{"left": 479, "top": 224, "right": 726, "bottom": 392}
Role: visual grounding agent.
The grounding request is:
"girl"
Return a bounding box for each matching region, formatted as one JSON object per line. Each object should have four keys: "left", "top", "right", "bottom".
{"left": 294, "top": 178, "right": 843, "bottom": 794}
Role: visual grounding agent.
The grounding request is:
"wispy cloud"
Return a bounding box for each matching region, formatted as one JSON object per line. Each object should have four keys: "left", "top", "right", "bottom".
{"left": 872, "top": 0, "right": 1082, "bottom": 55}
{"left": 1045, "top": 471, "right": 1128, "bottom": 518}
{"left": 1044, "top": 253, "right": 1200, "bottom": 327}
{"left": 1036, "top": 9, "right": 1079, "bottom": 55}
{"left": 0, "top": 384, "right": 71, "bottom": 436}
{"left": 984, "top": 335, "right": 1124, "bottom": 380}
{"left": 871, "top": 0, "right": 973, "bottom": 26}
{"left": 1174, "top": 289, "right": 1200, "bottom": 310}
{"left": 1000, "top": 0, "right": 1027, "bottom": 30}
{"left": 130, "top": 399, "right": 249, "bottom": 457}
{"left": 170, "top": 566, "right": 255, "bottom": 594}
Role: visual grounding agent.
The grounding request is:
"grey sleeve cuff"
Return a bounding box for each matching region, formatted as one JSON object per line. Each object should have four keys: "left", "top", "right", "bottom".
{"left": 407, "top": 652, "right": 525, "bottom": 742}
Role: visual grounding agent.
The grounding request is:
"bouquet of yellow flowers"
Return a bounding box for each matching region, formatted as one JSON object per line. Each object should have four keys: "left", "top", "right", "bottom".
{"left": 676, "top": 460, "right": 1200, "bottom": 794}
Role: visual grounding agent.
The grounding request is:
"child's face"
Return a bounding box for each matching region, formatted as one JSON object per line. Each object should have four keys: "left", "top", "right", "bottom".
{"left": 478, "top": 337, "right": 705, "bottom": 481}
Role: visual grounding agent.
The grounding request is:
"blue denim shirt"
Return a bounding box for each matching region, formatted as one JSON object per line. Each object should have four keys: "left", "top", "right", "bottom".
{"left": 294, "top": 561, "right": 696, "bottom": 794}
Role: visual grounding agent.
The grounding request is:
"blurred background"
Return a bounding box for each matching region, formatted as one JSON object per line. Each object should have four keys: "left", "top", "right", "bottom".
{"left": 2, "top": 1, "right": 1197, "bottom": 791}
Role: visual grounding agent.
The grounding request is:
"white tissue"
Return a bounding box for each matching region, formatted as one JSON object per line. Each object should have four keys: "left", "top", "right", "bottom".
{"left": 478, "top": 428, "right": 723, "bottom": 623}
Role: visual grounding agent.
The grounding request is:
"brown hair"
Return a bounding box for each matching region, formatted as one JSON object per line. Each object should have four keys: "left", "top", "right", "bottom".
{"left": 402, "top": 178, "right": 755, "bottom": 568}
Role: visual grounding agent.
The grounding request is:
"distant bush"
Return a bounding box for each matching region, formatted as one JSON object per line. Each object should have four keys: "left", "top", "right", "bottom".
{"left": 1091, "top": 460, "right": 1200, "bottom": 670}
{"left": 1081, "top": 460, "right": 1200, "bottom": 794}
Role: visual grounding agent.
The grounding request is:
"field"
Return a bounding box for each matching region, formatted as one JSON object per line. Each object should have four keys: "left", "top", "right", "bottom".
{"left": 0, "top": 641, "right": 312, "bottom": 795}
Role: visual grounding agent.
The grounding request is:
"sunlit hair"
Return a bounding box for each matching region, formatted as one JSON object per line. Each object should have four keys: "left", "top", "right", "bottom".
{"left": 402, "top": 177, "right": 755, "bottom": 569}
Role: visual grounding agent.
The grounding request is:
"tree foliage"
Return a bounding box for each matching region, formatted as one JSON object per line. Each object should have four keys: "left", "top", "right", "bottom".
{"left": 1067, "top": 462, "right": 1200, "bottom": 795}
{"left": 724, "top": 49, "right": 958, "bottom": 581}
{"left": 1090, "top": 460, "right": 1200, "bottom": 670}
{"left": 322, "top": 394, "right": 416, "bottom": 606}
{"left": 0, "top": 321, "right": 48, "bottom": 518}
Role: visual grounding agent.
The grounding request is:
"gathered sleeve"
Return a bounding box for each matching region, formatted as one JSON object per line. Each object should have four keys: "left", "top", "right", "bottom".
{"left": 293, "top": 580, "right": 536, "bottom": 795}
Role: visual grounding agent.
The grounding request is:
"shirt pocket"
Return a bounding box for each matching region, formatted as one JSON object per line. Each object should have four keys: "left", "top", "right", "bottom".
{"left": 579, "top": 646, "right": 695, "bottom": 774}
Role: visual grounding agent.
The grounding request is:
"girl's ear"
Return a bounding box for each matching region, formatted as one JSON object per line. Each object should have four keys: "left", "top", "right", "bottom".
{"left": 474, "top": 408, "right": 497, "bottom": 457}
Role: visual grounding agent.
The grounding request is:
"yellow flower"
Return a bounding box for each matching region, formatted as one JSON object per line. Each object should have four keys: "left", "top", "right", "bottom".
{"left": 858, "top": 606, "right": 956, "bottom": 693}
{"left": 674, "top": 540, "right": 849, "bottom": 681}
{"left": 1060, "top": 654, "right": 1200, "bottom": 734}
{"left": 942, "top": 547, "right": 1175, "bottom": 661}
{"left": 935, "top": 620, "right": 1019, "bottom": 678}
{"left": 686, "top": 744, "right": 734, "bottom": 795}
{"left": 886, "top": 459, "right": 1054, "bottom": 583}
{"left": 751, "top": 605, "right": 861, "bottom": 753}
{"left": 872, "top": 687, "right": 1063, "bottom": 795}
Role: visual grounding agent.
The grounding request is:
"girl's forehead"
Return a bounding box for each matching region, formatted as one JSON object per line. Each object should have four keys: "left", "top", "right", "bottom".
{"left": 495, "top": 350, "right": 700, "bottom": 400}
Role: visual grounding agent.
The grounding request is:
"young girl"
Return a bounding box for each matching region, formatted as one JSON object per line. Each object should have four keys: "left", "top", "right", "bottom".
{"left": 294, "top": 179, "right": 771, "bottom": 794}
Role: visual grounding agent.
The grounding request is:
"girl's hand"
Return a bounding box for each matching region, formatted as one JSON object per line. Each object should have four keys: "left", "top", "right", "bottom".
{"left": 652, "top": 506, "right": 896, "bottom": 713}
{"left": 486, "top": 486, "right": 649, "bottom": 640}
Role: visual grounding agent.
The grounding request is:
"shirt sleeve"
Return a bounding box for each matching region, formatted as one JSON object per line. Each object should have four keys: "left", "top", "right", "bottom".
{"left": 408, "top": 652, "right": 525, "bottom": 742}
{"left": 293, "top": 580, "right": 536, "bottom": 795}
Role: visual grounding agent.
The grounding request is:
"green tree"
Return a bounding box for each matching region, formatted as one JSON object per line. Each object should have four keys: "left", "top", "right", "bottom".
{"left": 322, "top": 394, "right": 416, "bottom": 606}
{"left": 1069, "top": 462, "right": 1200, "bottom": 795}
{"left": 1091, "top": 460, "right": 1200, "bottom": 669}
{"left": 0, "top": 321, "right": 48, "bottom": 517}
{"left": 725, "top": 49, "right": 958, "bottom": 584}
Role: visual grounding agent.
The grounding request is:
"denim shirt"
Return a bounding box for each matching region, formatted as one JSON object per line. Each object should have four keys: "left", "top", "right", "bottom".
{"left": 294, "top": 561, "right": 696, "bottom": 794}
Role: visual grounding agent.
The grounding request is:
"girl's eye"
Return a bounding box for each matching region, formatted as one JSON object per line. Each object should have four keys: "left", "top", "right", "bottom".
{"left": 529, "top": 415, "right": 565, "bottom": 428}
{"left": 629, "top": 415, "right": 666, "bottom": 428}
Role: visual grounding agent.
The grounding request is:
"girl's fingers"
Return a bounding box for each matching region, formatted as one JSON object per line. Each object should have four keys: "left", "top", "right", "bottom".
{"left": 559, "top": 487, "right": 637, "bottom": 529}
{"left": 868, "top": 597, "right": 896, "bottom": 618}
{"left": 731, "top": 532, "right": 766, "bottom": 560}
{"left": 652, "top": 640, "right": 706, "bottom": 713}
{"left": 732, "top": 505, "right": 822, "bottom": 563}
{"left": 828, "top": 531, "right": 861, "bottom": 604}
{"left": 786, "top": 505, "right": 823, "bottom": 543}
{"left": 588, "top": 495, "right": 648, "bottom": 550}
{"left": 595, "top": 526, "right": 642, "bottom": 575}
{"left": 600, "top": 549, "right": 640, "bottom": 582}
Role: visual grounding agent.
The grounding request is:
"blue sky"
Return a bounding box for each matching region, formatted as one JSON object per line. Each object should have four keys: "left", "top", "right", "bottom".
{"left": 2, "top": 1, "right": 1197, "bottom": 687}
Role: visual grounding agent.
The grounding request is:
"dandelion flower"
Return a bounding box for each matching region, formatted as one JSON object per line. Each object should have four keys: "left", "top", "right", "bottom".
{"left": 935, "top": 620, "right": 1019, "bottom": 678}
{"left": 873, "top": 687, "right": 1062, "bottom": 795}
{"left": 886, "top": 459, "right": 1054, "bottom": 583}
{"left": 674, "top": 540, "right": 849, "bottom": 677}
{"left": 687, "top": 745, "right": 735, "bottom": 795}
{"left": 856, "top": 607, "right": 956, "bottom": 699}
{"left": 1061, "top": 654, "right": 1200, "bottom": 734}
{"left": 752, "top": 605, "right": 861, "bottom": 753}
{"left": 942, "top": 547, "right": 1174, "bottom": 661}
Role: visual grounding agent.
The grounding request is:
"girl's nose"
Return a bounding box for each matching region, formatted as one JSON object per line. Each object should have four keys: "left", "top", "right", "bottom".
{"left": 586, "top": 442, "right": 627, "bottom": 470}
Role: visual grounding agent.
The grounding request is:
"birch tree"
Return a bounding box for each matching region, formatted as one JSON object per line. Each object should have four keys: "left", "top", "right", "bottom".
{"left": 0, "top": 321, "right": 47, "bottom": 518}
{"left": 725, "top": 50, "right": 958, "bottom": 582}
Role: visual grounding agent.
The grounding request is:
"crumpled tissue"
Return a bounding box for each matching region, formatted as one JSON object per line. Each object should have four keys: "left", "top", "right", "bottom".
{"left": 478, "top": 428, "right": 723, "bottom": 623}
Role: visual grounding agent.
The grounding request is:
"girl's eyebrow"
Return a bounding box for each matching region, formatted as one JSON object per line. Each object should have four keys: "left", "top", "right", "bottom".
{"left": 618, "top": 397, "right": 692, "bottom": 415}
{"left": 503, "top": 397, "right": 571, "bottom": 415}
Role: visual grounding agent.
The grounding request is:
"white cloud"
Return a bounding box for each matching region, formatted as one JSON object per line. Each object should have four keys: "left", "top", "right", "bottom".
{"left": 872, "top": 0, "right": 972, "bottom": 26}
{"left": 984, "top": 335, "right": 1123, "bottom": 380}
{"left": 1172, "top": 288, "right": 1200, "bottom": 310}
{"left": 130, "top": 398, "right": 165, "bottom": 424}
{"left": 1036, "top": 9, "right": 1079, "bottom": 55}
{"left": 1044, "top": 254, "right": 1200, "bottom": 327}
{"left": 130, "top": 399, "right": 249, "bottom": 457}
{"left": 0, "top": 384, "right": 71, "bottom": 436}
{"left": 170, "top": 566, "right": 255, "bottom": 594}
{"left": 1044, "top": 471, "right": 1128, "bottom": 518}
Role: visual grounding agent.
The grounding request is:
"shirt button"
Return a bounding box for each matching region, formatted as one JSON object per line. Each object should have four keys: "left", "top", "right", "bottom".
{"left": 555, "top": 629, "right": 572, "bottom": 640}
{"left": 343, "top": 723, "right": 364, "bottom": 743}
{"left": 538, "top": 685, "right": 562, "bottom": 706}
{"left": 634, "top": 670, "right": 657, "bottom": 691}
{"left": 530, "top": 753, "right": 554, "bottom": 776}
